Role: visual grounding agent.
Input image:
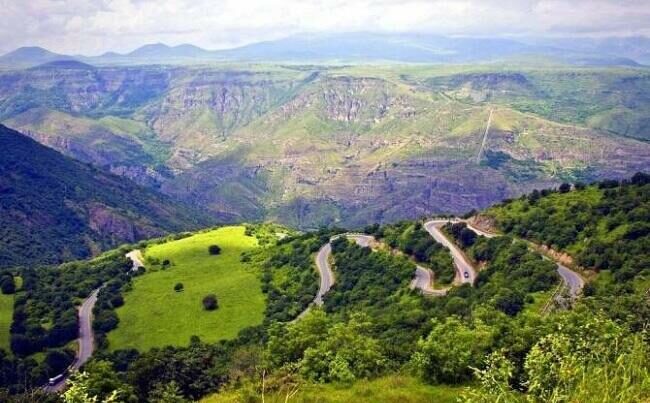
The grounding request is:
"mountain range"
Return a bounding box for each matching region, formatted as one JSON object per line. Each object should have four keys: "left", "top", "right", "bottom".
{"left": 2, "top": 33, "right": 649, "bottom": 67}
{"left": 1, "top": 62, "right": 649, "bottom": 230}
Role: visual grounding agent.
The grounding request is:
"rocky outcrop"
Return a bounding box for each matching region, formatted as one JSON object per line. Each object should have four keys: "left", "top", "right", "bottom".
{"left": 88, "top": 203, "right": 165, "bottom": 243}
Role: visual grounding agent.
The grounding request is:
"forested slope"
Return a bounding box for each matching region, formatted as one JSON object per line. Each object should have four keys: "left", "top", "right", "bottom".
{"left": 485, "top": 173, "right": 650, "bottom": 289}
{"left": 0, "top": 125, "right": 212, "bottom": 268}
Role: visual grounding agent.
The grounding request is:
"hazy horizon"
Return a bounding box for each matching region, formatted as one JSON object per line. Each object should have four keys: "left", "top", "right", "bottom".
{"left": 2, "top": 0, "right": 650, "bottom": 56}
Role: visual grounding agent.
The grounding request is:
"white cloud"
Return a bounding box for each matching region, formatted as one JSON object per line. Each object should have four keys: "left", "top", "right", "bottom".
{"left": 0, "top": 0, "right": 649, "bottom": 54}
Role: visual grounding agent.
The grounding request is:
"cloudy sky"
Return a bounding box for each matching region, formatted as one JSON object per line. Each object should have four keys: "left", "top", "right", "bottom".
{"left": 1, "top": 0, "right": 649, "bottom": 55}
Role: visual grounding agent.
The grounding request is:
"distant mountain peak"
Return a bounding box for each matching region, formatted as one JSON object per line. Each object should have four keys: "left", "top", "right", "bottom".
{"left": 0, "top": 46, "right": 76, "bottom": 67}
{"left": 125, "top": 42, "right": 210, "bottom": 59}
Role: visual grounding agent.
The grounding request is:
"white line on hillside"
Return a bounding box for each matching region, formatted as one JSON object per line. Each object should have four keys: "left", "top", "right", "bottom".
{"left": 476, "top": 108, "right": 494, "bottom": 163}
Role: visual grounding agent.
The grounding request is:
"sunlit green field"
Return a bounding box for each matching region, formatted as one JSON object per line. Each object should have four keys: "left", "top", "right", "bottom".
{"left": 107, "top": 226, "right": 265, "bottom": 351}
{"left": 201, "top": 375, "right": 464, "bottom": 403}
{"left": 0, "top": 292, "right": 13, "bottom": 351}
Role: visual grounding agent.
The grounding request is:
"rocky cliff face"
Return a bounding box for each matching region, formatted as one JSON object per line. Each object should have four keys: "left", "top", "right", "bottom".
{"left": 87, "top": 203, "right": 166, "bottom": 243}
{"left": 1, "top": 65, "right": 649, "bottom": 229}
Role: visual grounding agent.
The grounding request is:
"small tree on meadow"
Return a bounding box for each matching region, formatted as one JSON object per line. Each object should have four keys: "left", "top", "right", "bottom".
{"left": 559, "top": 183, "right": 571, "bottom": 193}
{"left": 174, "top": 283, "right": 184, "bottom": 292}
{"left": 208, "top": 245, "right": 221, "bottom": 255}
{"left": 0, "top": 275, "right": 15, "bottom": 294}
{"left": 202, "top": 294, "right": 218, "bottom": 310}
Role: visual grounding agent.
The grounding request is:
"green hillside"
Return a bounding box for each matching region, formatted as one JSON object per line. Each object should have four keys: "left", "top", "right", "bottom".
{"left": 0, "top": 175, "right": 648, "bottom": 401}
{"left": 202, "top": 375, "right": 461, "bottom": 403}
{"left": 0, "top": 124, "right": 212, "bottom": 268}
{"left": 108, "top": 226, "right": 265, "bottom": 351}
{"left": 484, "top": 172, "right": 650, "bottom": 292}
{"left": 2, "top": 65, "right": 649, "bottom": 228}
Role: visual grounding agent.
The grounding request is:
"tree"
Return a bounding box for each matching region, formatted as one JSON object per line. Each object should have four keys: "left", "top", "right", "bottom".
{"left": 63, "top": 369, "right": 130, "bottom": 403}
{"left": 44, "top": 349, "right": 74, "bottom": 375}
{"left": 202, "top": 294, "right": 218, "bottom": 310}
{"left": 459, "top": 228, "right": 477, "bottom": 248}
{"left": 267, "top": 309, "right": 331, "bottom": 367}
{"left": 148, "top": 381, "right": 187, "bottom": 403}
{"left": 0, "top": 275, "right": 15, "bottom": 294}
{"left": 494, "top": 288, "right": 525, "bottom": 316}
{"left": 208, "top": 245, "right": 221, "bottom": 255}
{"left": 110, "top": 295, "right": 124, "bottom": 308}
{"left": 299, "top": 313, "right": 387, "bottom": 383}
{"left": 559, "top": 183, "right": 571, "bottom": 193}
{"left": 174, "top": 283, "right": 184, "bottom": 292}
{"left": 411, "top": 317, "right": 494, "bottom": 383}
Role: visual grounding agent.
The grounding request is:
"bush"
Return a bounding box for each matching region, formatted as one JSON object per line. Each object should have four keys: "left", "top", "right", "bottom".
{"left": 0, "top": 275, "right": 15, "bottom": 294}
{"left": 174, "top": 283, "right": 184, "bottom": 292}
{"left": 202, "top": 294, "right": 218, "bottom": 310}
{"left": 110, "top": 295, "right": 124, "bottom": 308}
{"left": 559, "top": 183, "right": 571, "bottom": 193}
{"left": 208, "top": 245, "right": 221, "bottom": 255}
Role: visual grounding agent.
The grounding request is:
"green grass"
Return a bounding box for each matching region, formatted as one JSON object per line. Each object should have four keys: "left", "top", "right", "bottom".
{"left": 0, "top": 292, "right": 13, "bottom": 351}
{"left": 107, "top": 226, "right": 265, "bottom": 351}
{"left": 201, "top": 375, "right": 464, "bottom": 403}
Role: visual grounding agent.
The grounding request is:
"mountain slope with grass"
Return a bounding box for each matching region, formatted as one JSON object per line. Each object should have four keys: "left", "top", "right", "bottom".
{"left": 107, "top": 226, "right": 265, "bottom": 351}
{"left": 482, "top": 172, "right": 650, "bottom": 296}
{"left": 1, "top": 64, "right": 650, "bottom": 229}
{"left": 0, "top": 124, "right": 212, "bottom": 268}
{"left": 0, "top": 175, "right": 647, "bottom": 401}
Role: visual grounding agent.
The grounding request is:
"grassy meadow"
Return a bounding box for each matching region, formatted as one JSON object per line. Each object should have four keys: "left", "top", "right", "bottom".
{"left": 0, "top": 292, "right": 13, "bottom": 351}
{"left": 107, "top": 226, "right": 265, "bottom": 351}
{"left": 201, "top": 375, "right": 464, "bottom": 403}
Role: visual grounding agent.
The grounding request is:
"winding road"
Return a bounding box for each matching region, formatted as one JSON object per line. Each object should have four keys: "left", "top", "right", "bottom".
{"left": 47, "top": 250, "right": 144, "bottom": 392}
{"left": 463, "top": 219, "right": 585, "bottom": 298}
{"left": 554, "top": 262, "right": 584, "bottom": 298}
{"left": 45, "top": 287, "right": 102, "bottom": 392}
{"left": 411, "top": 265, "right": 447, "bottom": 296}
{"left": 314, "top": 234, "right": 374, "bottom": 304}
{"left": 310, "top": 232, "right": 450, "bottom": 312}
{"left": 424, "top": 220, "right": 477, "bottom": 285}
{"left": 294, "top": 234, "right": 376, "bottom": 321}
{"left": 314, "top": 242, "right": 334, "bottom": 306}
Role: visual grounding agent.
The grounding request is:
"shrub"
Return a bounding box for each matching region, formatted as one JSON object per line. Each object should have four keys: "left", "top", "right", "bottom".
{"left": 208, "top": 245, "right": 221, "bottom": 255}
{"left": 559, "top": 183, "right": 571, "bottom": 193}
{"left": 110, "top": 295, "right": 124, "bottom": 308}
{"left": 0, "top": 275, "right": 15, "bottom": 294}
{"left": 202, "top": 294, "right": 218, "bottom": 310}
{"left": 174, "top": 283, "right": 184, "bottom": 292}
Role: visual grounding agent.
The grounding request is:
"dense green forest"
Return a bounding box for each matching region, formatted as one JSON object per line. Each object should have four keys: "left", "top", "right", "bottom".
{"left": 0, "top": 125, "right": 211, "bottom": 269}
{"left": 486, "top": 172, "right": 650, "bottom": 288}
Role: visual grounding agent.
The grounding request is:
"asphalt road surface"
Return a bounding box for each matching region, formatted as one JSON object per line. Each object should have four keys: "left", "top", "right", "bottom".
{"left": 424, "top": 220, "right": 476, "bottom": 285}
{"left": 312, "top": 234, "right": 374, "bottom": 306}
{"left": 45, "top": 287, "right": 101, "bottom": 392}
{"left": 556, "top": 263, "right": 585, "bottom": 297}
{"left": 314, "top": 242, "right": 334, "bottom": 306}
{"left": 411, "top": 265, "right": 448, "bottom": 296}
